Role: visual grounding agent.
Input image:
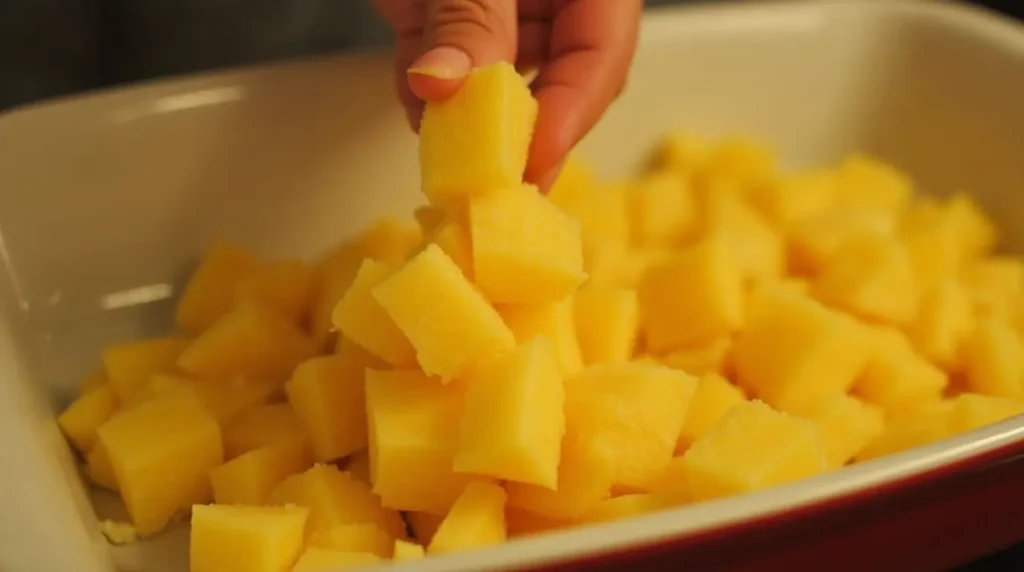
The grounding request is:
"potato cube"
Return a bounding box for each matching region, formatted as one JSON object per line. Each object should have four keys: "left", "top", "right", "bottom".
{"left": 103, "top": 336, "right": 191, "bottom": 400}
{"left": 676, "top": 374, "right": 746, "bottom": 453}
{"left": 497, "top": 296, "right": 584, "bottom": 377}
{"left": 661, "top": 337, "right": 734, "bottom": 378}
{"left": 331, "top": 258, "right": 417, "bottom": 367}
{"left": 373, "top": 244, "right": 516, "bottom": 381}
{"left": 681, "top": 401, "right": 825, "bottom": 501}
{"left": 699, "top": 138, "right": 775, "bottom": 186}
{"left": 963, "top": 256, "right": 1024, "bottom": 316}
{"left": 908, "top": 278, "right": 974, "bottom": 369}
{"left": 357, "top": 217, "right": 423, "bottom": 264}
{"left": 647, "top": 455, "right": 693, "bottom": 504}
{"left": 946, "top": 192, "right": 997, "bottom": 260}
{"left": 797, "top": 395, "right": 884, "bottom": 469}
{"left": 96, "top": 389, "right": 222, "bottom": 534}
{"left": 638, "top": 233, "right": 744, "bottom": 353}
{"left": 222, "top": 404, "right": 307, "bottom": 460}
{"left": 364, "top": 369, "right": 474, "bottom": 515}
{"left": 149, "top": 374, "right": 279, "bottom": 426}
{"left": 733, "top": 289, "right": 869, "bottom": 413}
{"left": 209, "top": 438, "right": 313, "bottom": 505}
{"left": 178, "top": 304, "right": 316, "bottom": 382}
{"left": 190, "top": 504, "right": 307, "bottom": 572}
{"left": 949, "top": 393, "right": 1024, "bottom": 433}
{"left": 574, "top": 284, "right": 640, "bottom": 365}
{"left": 431, "top": 217, "right": 474, "bottom": 279}
{"left": 393, "top": 539, "right": 426, "bottom": 561}
{"left": 469, "top": 184, "right": 586, "bottom": 304}
{"left": 291, "top": 548, "right": 380, "bottom": 571}
{"left": 856, "top": 405, "right": 954, "bottom": 461}
{"left": 901, "top": 199, "right": 964, "bottom": 285}
{"left": 286, "top": 355, "right": 369, "bottom": 462}
{"left": 267, "top": 465, "right": 406, "bottom": 540}
{"left": 419, "top": 61, "right": 537, "bottom": 204}
{"left": 429, "top": 482, "right": 507, "bottom": 555}
{"left": 176, "top": 242, "right": 261, "bottom": 333}
{"left": 629, "top": 170, "right": 695, "bottom": 247}
{"left": 962, "top": 317, "right": 1024, "bottom": 398}
{"left": 789, "top": 208, "right": 894, "bottom": 275}
{"left": 456, "top": 337, "right": 566, "bottom": 488}
{"left": 86, "top": 444, "right": 118, "bottom": 491}
{"left": 567, "top": 363, "right": 698, "bottom": 490}
{"left": 58, "top": 385, "right": 118, "bottom": 452}
{"left": 233, "top": 259, "right": 316, "bottom": 326}
{"left": 647, "top": 133, "right": 712, "bottom": 174}
{"left": 834, "top": 154, "right": 912, "bottom": 214}
{"left": 309, "top": 523, "right": 393, "bottom": 558}
{"left": 854, "top": 328, "right": 948, "bottom": 415}
{"left": 703, "top": 185, "right": 786, "bottom": 284}
{"left": 749, "top": 170, "right": 836, "bottom": 228}
{"left": 309, "top": 250, "right": 364, "bottom": 351}
{"left": 812, "top": 232, "right": 918, "bottom": 324}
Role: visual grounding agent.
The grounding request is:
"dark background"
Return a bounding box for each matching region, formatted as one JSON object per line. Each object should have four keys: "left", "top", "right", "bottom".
{"left": 0, "top": 0, "right": 1022, "bottom": 569}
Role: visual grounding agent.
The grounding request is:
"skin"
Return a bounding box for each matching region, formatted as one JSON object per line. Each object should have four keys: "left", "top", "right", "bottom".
{"left": 373, "top": 0, "right": 644, "bottom": 191}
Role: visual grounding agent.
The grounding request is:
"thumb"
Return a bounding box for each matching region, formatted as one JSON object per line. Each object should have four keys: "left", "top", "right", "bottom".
{"left": 407, "top": 0, "right": 517, "bottom": 102}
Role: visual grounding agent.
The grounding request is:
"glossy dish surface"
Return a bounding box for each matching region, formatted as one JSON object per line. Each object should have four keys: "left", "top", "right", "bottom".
{"left": 1, "top": 1, "right": 1024, "bottom": 571}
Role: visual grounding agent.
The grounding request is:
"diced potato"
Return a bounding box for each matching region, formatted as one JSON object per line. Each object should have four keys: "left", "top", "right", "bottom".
{"left": 148, "top": 374, "right": 279, "bottom": 427}
{"left": 190, "top": 504, "right": 307, "bottom": 572}
{"left": 647, "top": 133, "right": 712, "bottom": 175}
{"left": 789, "top": 208, "right": 894, "bottom": 275}
{"left": 902, "top": 198, "right": 965, "bottom": 286}
{"left": 373, "top": 244, "right": 516, "bottom": 381}
{"left": 638, "top": 233, "right": 744, "bottom": 353}
{"left": 748, "top": 170, "right": 836, "bottom": 228}
{"left": 58, "top": 385, "right": 119, "bottom": 452}
{"left": 733, "top": 289, "right": 869, "bottom": 413}
{"left": 812, "top": 232, "right": 918, "bottom": 324}
{"left": 233, "top": 259, "right": 316, "bottom": 326}
{"left": 103, "top": 336, "right": 191, "bottom": 400}
{"left": 431, "top": 216, "right": 474, "bottom": 279}
{"left": 331, "top": 258, "right": 417, "bottom": 367}
{"left": 222, "top": 404, "right": 307, "bottom": 460}
{"left": 550, "top": 176, "right": 630, "bottom": 251}
{"left": 963, "top": 256, "right": 1024, "bottom": 316}
{"left": 178, "top": 304, "right": 316, "bottom": 383}
{"left": 949, "top": 393, "right": 1024, "bottom": 433}
{"left": 291, "top": 548, "right": 380, "bottom": 571}
{"left": 628, "top": 170, "right": 695, "bottom": 247}
{"left": 286, "top": 355, "right": 369, "bottom": 462}
{"left": 660, "top": 337, "right": 733, "bottom": 378}
{"left": 703, "top": 184, "right": 786, "bottom": 284}
{"left": 577, "top": 493, "right": 676, "bottom": 524}
{"left": 469, "top": 184, "right": 586, "bottom": 304}
{"left": 681, "top": 401, "right": 826, "bottom": 501}
{"left": 96, "top": 389, "right": 222, "bottom": 534}
{"left": 393, "top": 539, "right": 426, "bottom": 561}
{"left": 796, "top": 395, "right": 884, "bottom": 469}
{"left": 209, "top": 438, "right": 313, "bottom": 505}
{"left": 419, "top": 61, "right": 537, "bottom": 205}
{"left": 308, "top": 523, "right": 393, "bottom": 558}
{"left": 356, "top": 217, "right": 423, "bottom": 265}
{"left": 676, "top": 374, "right": 746, "bottom": 453}
{"left": 457, "top": 337, "right": 565, "bottom": 488}
{"left": 497, "top": 296, "right": 584, "bottom": 377}
{"left": 573, "top": 284, "right": 640, "bottom": 366}
{"left": 698, "top": 138, "right": 775, "bottom": 187}
{"left": 908, "top": 278, "right": 975, "bottom": 370}
{"left": 364, "top": 369, "right": 474, "bottom": 515}
{"left": 856, "top": 404, "right": 954, "bottom": 461}
{"left": 834, "top": 154, "right": 912, "bottom": 214}
{"left": 567, "top": 363, "right": 698, "bottom": 491}
{"left": 946, "top": 192, "right": 997, "bottom": 260}
{"left": 176, "top": 242, "right": 261, "bottom": 333}
{"left": 854, "top": 328, "right": 948, "bottom": 415}
{"left": 86, "top": 442, "right": 119, "bottom": 491}
{"left": 428, "top": 482, "right": 507, "bottom": 555}
{"left": 266, "top": 465, "right": 406, "bottom": 540}
{"left": 308, "top": 251, "right": 363, "bottom": 351}
{"left": 962, "top": 317, "right": 1024, "bottom": 398}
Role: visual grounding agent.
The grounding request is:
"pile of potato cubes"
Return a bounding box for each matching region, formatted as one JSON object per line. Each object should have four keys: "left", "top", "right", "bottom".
{"left": 57, "top": 61, "right": 1024, "bottom": 571}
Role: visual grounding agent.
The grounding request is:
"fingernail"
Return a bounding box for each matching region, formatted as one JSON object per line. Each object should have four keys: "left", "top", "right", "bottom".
{"left": 408, "top": 46, "right": 472, "bottom": 80}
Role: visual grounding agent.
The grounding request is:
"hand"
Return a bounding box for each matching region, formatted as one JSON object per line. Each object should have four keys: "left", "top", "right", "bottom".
{"left": 374, "top": 0, "right": 643, "bottom": 191}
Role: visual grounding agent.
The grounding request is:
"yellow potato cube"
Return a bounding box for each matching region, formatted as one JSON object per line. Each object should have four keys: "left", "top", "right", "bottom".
{"left": 676, "top": 374, "right": 746, "bottom": 452}
{"left": 946, "top": 192, "right": 997, "bottom": 260}
{"left": 457, "top": 337, "right": 566, "bottom": 488}
{"left": 629, "top": 170, "right": 695, "bottom": 247}
{"left": 573, "top": 284, "right": 640, "bottom": 365}
{"left": 749, "top": 170, "right": 836, "bottom": 228}
{"left": 699, "top": 138, "right": 775, "bottom": 186}
{"left": 431, "top": 217, "right": 474, "bottom": 279}
{"left": 309, "top": 523, "right": 393, "bottom": 558}
{"left": 949, "top": 393, "right": 1024, "bottom": 433}
{"left": 661, "top": 337, "right": 734, "bottom": 378}
{"left": 148, "top": 374, "right": 279, "bottom": 427}
{"left": 233, "top": 259, "right": 317, "bottom": 326}
{"left": 854, "top": 328, "right": 948, "bottom": 415}
{"left": 577, "top": 493, "right": 676, "bottom": 524}
{"left": 357, "top": 217, "right": 423, "bottom": 265}
{"left": 497, "top": 296, "right": 584, "bottom": 377}
{"left": 190, "top": 504, "right": 307, "bottom": 572}
{"left": 796, "top": 395, "right": 884, "bottom": 469}
{"left": 962, "top": 316, "right": 1024, "bottom": 399}
{"left": 393, "top": 539, "right": 426, "bottom": 561}
{"left": 733, "top": 289, "right": 869, "bottom": 413}
{"left": 209, "top": 438, "right": 313, "bottom": 505}
{"left": 789, "top": 208, "right": 894, "bottom": 275}
{"left": 373, "top": 244, "right": 516, "bottom": 381}
{"left": 908, "top": 278, "right": 974, "bottom": 370}
{"left": 222, "top": 404, "right": 307, "bottom": 460}
{"left": 963, "top": 256, "right": 1024, "bottom": 316}
{"left": 834, "top": 154, "right": 912, "bottom": 214}
{"left": 567, "top": 362, "right": 698, "bottom": 490}
{"left": 647, "top": 455, "right": 693, "bottom": 504}
{"left": 58, "top": 385, "right": 118, "bottom": 452}
{"left": 331, "top": 258, "right": 417, "bottom": 367}
{"left": 291, "top": 548, "right": 380, "bottom": 571}
{"left": 103, "top": 336, "right": 191, "bottom": 400}
{"left": 901, "top": 197, "right": 977, "bottom": 285}
{"left": 638, "top": 233, "right": 744, "bottom": 353}
{"left": 856, "top": 404, "right": 954, "bottom": 461}
{"left": 266, "top": 465, "right": 406, "bottom": 540}
{"left": 96, "top": 389, "right": 222, "bottom": 534}
{"left": 681, "top": 401, "right": 826, "bottom": 501}
{"left": 429, "top": 482, "right": 507, "bottom": 555}
{"left": 364, "top": 369, "right": 474, "bottom": 515}
{"left": 703, "top": 184, "right": 786, "bottom": 284}
{"left": 286, "top": 355, "right": 369, "bottom": 462}
{"left": 86, "top": 444, "right": 118, "bottom": 491}
{"left": 178, "top": 304, "right": 316, "bottom": 383}
{"left": 419, "top": 61, "right": 537, "bottom": 204}
{"left": 812, "top": 232, "right": 918, "bottom": 324}
{"left": 647, "top": 133, "right": 712, "bottom": 174}
{"left": 469, "top": 184, "right": 586, "bottom": 304}
{"left": 176, "top": 242, "right": 261, "bottom": 333}
{"left": 309, "top": 250, "right": 364, "bottom": 351}
{"left": 406, "top": 511, "right": 444, "bottom": 545}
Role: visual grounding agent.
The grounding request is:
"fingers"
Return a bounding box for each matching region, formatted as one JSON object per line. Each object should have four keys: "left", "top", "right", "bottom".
{"left": 525, "top": 0, "right": 644, "bottom": 190}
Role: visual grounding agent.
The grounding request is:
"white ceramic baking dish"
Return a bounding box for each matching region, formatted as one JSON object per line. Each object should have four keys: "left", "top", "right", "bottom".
{"left": 2, "top": 1, "right": 1024, "bottom": 571}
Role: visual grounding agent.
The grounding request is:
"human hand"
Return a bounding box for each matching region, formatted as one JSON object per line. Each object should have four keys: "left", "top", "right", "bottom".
{"left": 373, "top": 0, "right": 644, "bottom": 191}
